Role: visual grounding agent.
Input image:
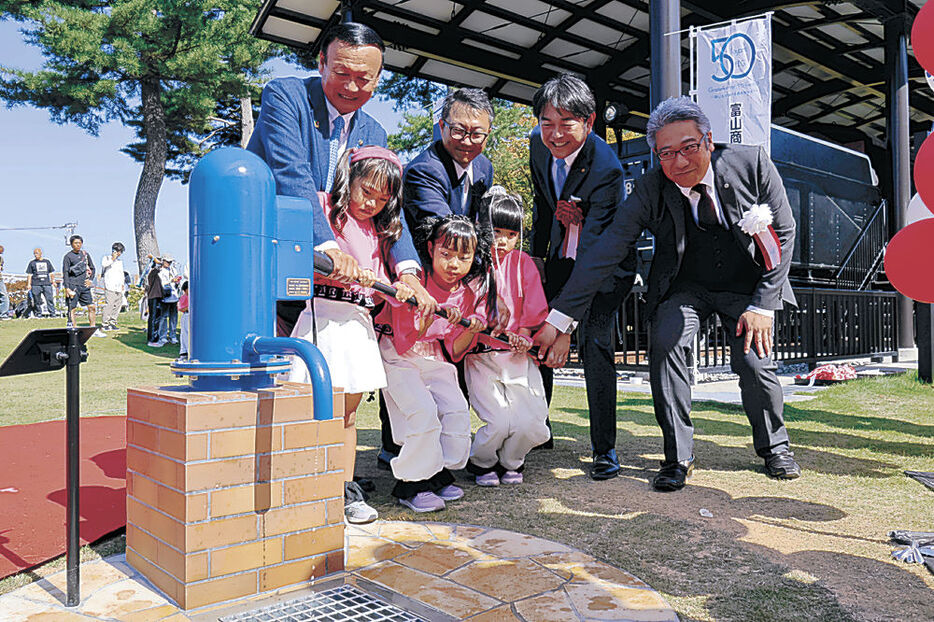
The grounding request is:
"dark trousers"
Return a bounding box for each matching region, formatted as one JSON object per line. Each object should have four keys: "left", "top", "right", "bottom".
{"left": 577, "top": 287, "right": 626, "bottom": 455}
{"left": 539, "top": 287, "right": 624, "bottom": 453}
{"left": 147, "top": 299, "right": 162, "bottom": 342}
{"left": 649, "top": 285, "right": 790, "bottom": 463}
{"left": 31, "top": 285, "right": 55, "bottom": 315}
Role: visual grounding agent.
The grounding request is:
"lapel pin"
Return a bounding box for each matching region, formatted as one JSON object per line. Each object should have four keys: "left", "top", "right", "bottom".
{"left": 358, "top": 139, "right": 364, "bottom": 145}
{"left": 724, "top": 182, "right": 730, "bottom": 188}
{"left": 580, "top": 168, "right": 586, "bottom": 173}
{"left": 314, "top": 120, "right": 319, "bottom": 129}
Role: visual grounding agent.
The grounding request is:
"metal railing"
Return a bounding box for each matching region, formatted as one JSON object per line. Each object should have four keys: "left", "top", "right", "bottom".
{"left": 834, "top": 200, "right": 888, "bottom": 290}
{"left": 608, "top": 288, "right": 898, "bottom": 371}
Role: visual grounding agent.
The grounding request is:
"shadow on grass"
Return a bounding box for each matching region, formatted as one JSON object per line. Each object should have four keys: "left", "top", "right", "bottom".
{"left": 112, "top": 326, "right": 179, "bottom": 359}
{"left": 556, "top": 398, "right": 919, "bottom": 477}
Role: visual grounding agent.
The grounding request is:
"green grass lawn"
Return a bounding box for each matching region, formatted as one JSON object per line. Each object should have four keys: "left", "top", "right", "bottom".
{"left": 1, "top": 314, "right": 933, "bottom": 620}
{"left": 0, "top": 313, "right": 185, "bottom": 425}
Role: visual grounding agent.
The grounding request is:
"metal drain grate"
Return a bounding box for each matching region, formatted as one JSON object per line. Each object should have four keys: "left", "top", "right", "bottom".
{"left": 219, "top": 584, "right": 428, "bottom": 622}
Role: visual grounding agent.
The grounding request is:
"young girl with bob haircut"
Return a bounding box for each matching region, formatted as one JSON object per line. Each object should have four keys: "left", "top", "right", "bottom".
{"left": 465, "top": 187, "right": 551, "bottom": 486}
{"left": 376, "top": 214, "right": 494, "bottom": 513}
{"left": 288, "top": 146, "right": 416, "bottom": 524}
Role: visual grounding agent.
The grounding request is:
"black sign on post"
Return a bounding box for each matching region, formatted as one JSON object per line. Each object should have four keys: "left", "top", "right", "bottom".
{"left": 0, "top": 327, "right": 97, "bottom": 607}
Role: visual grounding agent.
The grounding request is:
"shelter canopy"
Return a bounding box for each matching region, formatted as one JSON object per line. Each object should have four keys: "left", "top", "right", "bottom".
{"left": 251, "top": 0, "right": 931, "bottom": 147}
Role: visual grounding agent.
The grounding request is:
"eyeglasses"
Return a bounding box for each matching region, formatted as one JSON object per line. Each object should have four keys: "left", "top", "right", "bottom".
{"left": 444, "top": 122, "right": 489, "bottom": 144}
{"left": 655, "top": 136, "right": 708, "bottom": 161}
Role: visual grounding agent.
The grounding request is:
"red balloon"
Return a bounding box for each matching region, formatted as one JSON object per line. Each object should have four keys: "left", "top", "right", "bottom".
{"left": 913, "top": 135, "right": 934, "bottom": 213}
{"left": 884, "top": 220, "right": 934, "bottom": 303}
{"left": 913, "top": 1, "right": 934, "bottom": 75}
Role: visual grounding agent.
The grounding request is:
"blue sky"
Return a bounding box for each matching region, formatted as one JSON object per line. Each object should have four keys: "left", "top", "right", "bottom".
{"left": 0, "top": 20, "right": 405, "bottom": 278}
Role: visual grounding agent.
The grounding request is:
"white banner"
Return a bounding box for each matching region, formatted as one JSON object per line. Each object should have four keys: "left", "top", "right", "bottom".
{"left": 695, "top": 15, "right": 772, "bottom": 153}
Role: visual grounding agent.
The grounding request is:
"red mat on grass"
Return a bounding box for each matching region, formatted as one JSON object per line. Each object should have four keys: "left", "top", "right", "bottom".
{"left": 0, "top": 416, "right": 126, "bottom": 579}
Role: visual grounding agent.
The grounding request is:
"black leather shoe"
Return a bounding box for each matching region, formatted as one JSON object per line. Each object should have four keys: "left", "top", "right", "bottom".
{"left": 376, "top": 448, "right": 396, "bottom": 471}
{"left": 764, "top": 450, "right": 801, "bottom": 479}
{"left": 590, "top": 449, "right": 621, "bottom": 480}
{"left": 652, "top": 456, "right": 695, "bottom": 491}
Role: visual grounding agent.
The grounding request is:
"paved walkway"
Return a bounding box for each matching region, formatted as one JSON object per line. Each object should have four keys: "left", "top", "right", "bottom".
{"left": 0, "top": 522, "right": 678, "bottom": 621}
{"left": 555, "top": 355, "right": 917, "bottom": 405}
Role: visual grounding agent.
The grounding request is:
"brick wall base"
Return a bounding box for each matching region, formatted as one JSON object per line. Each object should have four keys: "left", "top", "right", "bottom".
{"left": 125, "top": 382, "right": 345, "bottom": 610}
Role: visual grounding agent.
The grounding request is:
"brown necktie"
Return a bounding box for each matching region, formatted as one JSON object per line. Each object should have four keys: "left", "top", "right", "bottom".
{"left": 693, "top": 184, "right": 719, "bottom": 229}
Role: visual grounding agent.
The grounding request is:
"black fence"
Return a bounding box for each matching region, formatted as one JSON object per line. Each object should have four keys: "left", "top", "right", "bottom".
{"left": 609, "top": 288, "right": 898, "bottom": 371}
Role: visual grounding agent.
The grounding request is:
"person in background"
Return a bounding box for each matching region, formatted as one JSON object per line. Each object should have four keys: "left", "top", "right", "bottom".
{"left": 62, "top": 235, "right": 104, "bottom": 336}
{"left": 159, "top": 255, "right": 180, "bottom": 345}
{"left": 0, "top": 244, "right": 8, "bottom": 319}
{"left": 26, "top": 247, "right": 56, "bottom": 317}
{"left": 100, "top": 242, "right": 126, "bottom": 331}
{"left": 145, "top": 256, "right": 164, "bottom": 347}
{"left": 178, "top": 281, "right": 190, "bottom": 360}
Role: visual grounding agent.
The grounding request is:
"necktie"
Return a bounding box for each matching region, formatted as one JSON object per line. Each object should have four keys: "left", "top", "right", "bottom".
{"left": 693, "top": 183, "right": 719, "bottom": 229}
{"left": 459, "top": 171, "right": 471, "bottom": 215}
{"left": 553, "top": 158, "right": 567, "bottom": 199}
{"left": 325, "top": 115, "right": 345, "bottom": 192}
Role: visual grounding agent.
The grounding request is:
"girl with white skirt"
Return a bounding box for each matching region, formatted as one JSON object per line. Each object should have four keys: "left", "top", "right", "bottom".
{"left": 288, "top": 146, "right": 415, "bottom": 524}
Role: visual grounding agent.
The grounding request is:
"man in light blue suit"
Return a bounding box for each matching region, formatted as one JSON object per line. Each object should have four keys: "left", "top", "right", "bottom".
{"left": 247, "top": 22, "right": 431, "bottom": 335}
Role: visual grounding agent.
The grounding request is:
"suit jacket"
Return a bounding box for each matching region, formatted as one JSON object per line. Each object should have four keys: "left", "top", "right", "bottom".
{"left": 246, "top": 76, "right": 419, "bottom": 269}
{"left": 529, "top": 126, "right": 634, "bottom": 300}
{"left": 402, "top": 140, "right": 494, "bottom": 226}
{"left": 552, "top": 143, "right": 797, "bottom": 321}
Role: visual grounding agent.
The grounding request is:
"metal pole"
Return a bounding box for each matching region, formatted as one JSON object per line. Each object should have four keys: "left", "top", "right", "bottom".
{"left": 649, "top": 0, "right": 682, "bottom": 110}
{"left": 885, "top": 15, "right": 913, "bottom": 350}
{"left": 593, "top": 89, "right": 607, "bottom": 140}
{"left": 64, "top": 328, "right": 81, "bottom": 606}
{"left": 918, "top": 303, "right": 933, "bottom": 383}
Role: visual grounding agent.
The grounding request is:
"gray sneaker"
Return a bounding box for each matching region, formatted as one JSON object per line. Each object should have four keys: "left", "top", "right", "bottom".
{"left": 344, "top": 481, "right": 378, "bottom": 524}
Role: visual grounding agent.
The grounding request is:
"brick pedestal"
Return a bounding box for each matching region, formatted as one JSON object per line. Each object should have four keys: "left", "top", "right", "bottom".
{"left": 125, "top": 382, "right": 345, "bottom": 610}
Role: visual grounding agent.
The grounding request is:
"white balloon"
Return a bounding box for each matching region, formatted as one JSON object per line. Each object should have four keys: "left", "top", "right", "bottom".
{"left": 907, "top": 193, "right": 934, "bottom": 225}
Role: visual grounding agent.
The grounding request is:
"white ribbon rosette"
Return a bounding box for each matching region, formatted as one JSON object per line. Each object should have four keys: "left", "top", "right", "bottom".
{"left": 738, "top": 204, "right": 781, "bottom": 269}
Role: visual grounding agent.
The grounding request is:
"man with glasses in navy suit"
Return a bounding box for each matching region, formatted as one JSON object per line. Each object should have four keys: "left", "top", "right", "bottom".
{"left": 402, "top": 88, "right": 495, "bottom": 224}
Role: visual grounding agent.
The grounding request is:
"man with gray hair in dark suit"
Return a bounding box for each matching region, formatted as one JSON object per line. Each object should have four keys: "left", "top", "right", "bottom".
{"left": 534, "top": 96, "right": 801, "bottom": 491}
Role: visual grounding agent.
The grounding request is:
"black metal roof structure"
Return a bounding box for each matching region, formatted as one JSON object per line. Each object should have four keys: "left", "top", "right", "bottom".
{"left": 250, "top": 0, "right": 930, "bottom": 150}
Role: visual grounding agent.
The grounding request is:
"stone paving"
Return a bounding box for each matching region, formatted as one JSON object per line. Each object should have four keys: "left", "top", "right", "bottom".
{"left": 0, "top": 522, "right": 677, "bottom": 621}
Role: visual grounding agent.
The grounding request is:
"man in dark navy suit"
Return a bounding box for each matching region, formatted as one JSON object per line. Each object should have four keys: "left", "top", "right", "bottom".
{"left": 402, "top": 88, "right": 495, "bottom": 224}
{"left": 535, "top": 96, "right": 801, "bottom": 491}
{"left": 247, "top": 22, "right": 432, "bottom": 335}
{"left": 373, "top": 89, "right": 497, "bottom": 469}
{"left": 528, "top": 74, "right": 635, "bottom": 480}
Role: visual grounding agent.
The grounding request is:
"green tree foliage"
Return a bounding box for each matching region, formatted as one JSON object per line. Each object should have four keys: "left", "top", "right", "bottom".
{"left": 0, "top": 0, "right": 277, "bottom": 271}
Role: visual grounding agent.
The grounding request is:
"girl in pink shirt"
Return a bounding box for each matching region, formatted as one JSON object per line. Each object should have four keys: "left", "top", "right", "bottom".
{"left": 289, "top": 146, "right": 415, "bottom": 524}
{"left": 465, "top": 187, "right": 551, "bottom": 486}
{"left": 376, "top": 215, "right": 491, "bottom": 513}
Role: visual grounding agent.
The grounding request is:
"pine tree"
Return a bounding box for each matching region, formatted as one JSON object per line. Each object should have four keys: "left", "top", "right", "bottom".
{"left": 0, "top": 0, "right": 278, "bottom": 271}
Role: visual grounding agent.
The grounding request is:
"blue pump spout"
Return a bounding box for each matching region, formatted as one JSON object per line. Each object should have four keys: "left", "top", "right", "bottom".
{"left": 244, "top": 336, "right": 333, "bottom": 420}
